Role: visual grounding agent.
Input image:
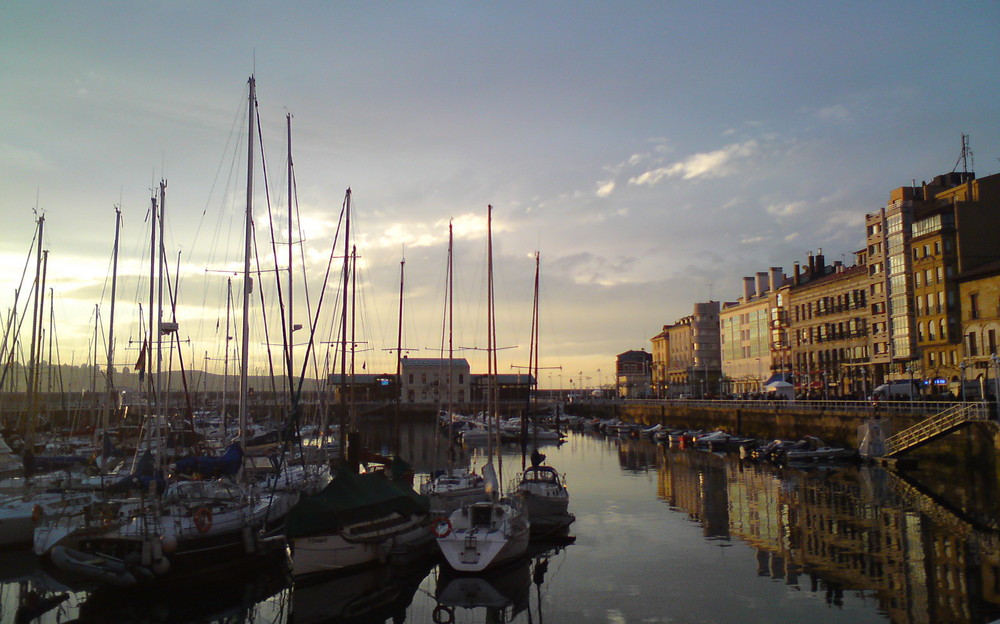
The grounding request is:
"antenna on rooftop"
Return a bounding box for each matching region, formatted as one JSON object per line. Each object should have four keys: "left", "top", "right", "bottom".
{"left": 953, "top": 133, "right": 974, "bottom": 174}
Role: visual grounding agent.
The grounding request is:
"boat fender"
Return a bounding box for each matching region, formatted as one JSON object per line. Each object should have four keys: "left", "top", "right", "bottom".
{"left": 150, "top": 556, "right": 170, "bottom": 576}
{"left": 161, "top": 533, "right": 178, "bottom": 554}
{"left": 193, "top": 507, "right": 212, "bottom": 533}
{"left": 432, "top": 605, "right": 454, "bottom": 624}
{"left": 32, "top": 504, "right": 43, "bottom": 523}
{"left": 431, "top": 516, "right": 453, "bottom": 538}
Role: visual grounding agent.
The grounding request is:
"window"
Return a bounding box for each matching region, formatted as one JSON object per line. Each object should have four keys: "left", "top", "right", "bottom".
{"left": 970, "top": 293, "right": 980, "bottom": 319}
{"left": 914, "top": 272, "right": 922, "bottom": 288}
{"left": 989, "top": 330, "right": 997, "bottom": 355}
{"left": 968, "top": 332, "right": 979, "bottom": 357}
{"left": 927, "top": 320, "right": 935, "bottom": 340}
{"left": 458, "top": 374, "right": 464, "bottom": 384}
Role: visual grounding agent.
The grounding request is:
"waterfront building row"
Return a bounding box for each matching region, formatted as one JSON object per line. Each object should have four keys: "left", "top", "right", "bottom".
{"left": 646, "top": 168, "right": 1000, "bottom": 398}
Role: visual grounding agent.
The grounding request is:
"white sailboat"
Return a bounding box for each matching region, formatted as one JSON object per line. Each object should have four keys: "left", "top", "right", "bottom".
{"left": 436, "top": 206, "right": 530, "bottom": 573}
{"left": 421, "top": 221, "right": 488, "bottom": 515}
{"left": 515, "top": 252, "right": 574, "bottom": 536}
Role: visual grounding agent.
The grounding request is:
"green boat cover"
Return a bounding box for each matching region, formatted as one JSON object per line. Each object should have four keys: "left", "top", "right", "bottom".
{"left": 285, "top": 467, "right": 429, "bottom": 538}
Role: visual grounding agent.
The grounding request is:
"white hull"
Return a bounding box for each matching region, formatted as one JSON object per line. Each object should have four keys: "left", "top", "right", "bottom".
{"left": 291, "top": 514, "right": 433, "bottom": 578}
{"left": 436, "top": 499, "right": 530, "bottom": 573}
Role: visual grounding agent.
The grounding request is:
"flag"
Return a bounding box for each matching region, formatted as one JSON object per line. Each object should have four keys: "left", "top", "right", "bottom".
{"left": 135, "top": 340, "right": 148, "bottom": 382}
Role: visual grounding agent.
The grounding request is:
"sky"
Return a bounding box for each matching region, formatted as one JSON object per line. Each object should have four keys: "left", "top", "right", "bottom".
{"left": 2, "top": 2, "right": 1000, "bottom": 391}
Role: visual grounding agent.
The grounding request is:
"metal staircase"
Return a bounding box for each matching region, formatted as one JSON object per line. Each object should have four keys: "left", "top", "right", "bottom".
{"left": 882, "top": 403, "right": 991, "bottom": 457}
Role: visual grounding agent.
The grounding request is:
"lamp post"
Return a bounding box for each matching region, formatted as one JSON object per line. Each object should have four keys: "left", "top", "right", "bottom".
{"left": 991, "top": 354, "right": 1000, "bottom": 418}
{"left": 906, "top": 363, "right": 915, "bottom": 401}
{"left": 960, "top": 360, "right": 968, "bottom": 402}
{"left": 597, "top": 368, "right": 602, "bottom": 399}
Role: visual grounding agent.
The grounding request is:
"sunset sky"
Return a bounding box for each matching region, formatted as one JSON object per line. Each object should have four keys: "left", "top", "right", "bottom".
{"left": 3, "top": 2, "right": 1000, "bottom": 389}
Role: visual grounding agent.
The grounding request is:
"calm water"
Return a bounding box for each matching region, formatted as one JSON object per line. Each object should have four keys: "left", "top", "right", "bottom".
{"left": 2, "top": 423, "right": 999, "bottom": 623}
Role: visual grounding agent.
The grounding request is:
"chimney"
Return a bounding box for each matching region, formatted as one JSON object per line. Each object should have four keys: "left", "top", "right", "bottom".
{"left": 768, "top": 267, "right": 782, "bottom": 292}
{"left": 834, "top": 260, "right": 844, "bottom": 273}
{"left": 807, "top": 251, "right": 815, "bottom": 275}
{"left": 755, "top": 272, "right": 768, "bottom": 297}
{"left": 793, "top": 261, "right": 801, "bottom": 286}
{"left": 815, "top": 248, "right": 825, "bottom": 276}
{"left": 742, "top": 277, "right": 755, "bottom": 302}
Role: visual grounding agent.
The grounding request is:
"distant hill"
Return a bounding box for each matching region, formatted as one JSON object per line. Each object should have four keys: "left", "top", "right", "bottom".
{"left": 0, "top": 362, "right": 327, "bottom": 394}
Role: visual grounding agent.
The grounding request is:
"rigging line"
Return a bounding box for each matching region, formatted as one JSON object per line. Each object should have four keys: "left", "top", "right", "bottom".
{"left": 250, "top": 221, "right": 279, "bottom": 395}
{"left": 293, "top": 189, "right": 348, "bottom": 404}
{"left": 0, "top": 223, "right": 42, "bottom": 390}
{"left": 253, "top": 97, "right": 292, "bottom": 393}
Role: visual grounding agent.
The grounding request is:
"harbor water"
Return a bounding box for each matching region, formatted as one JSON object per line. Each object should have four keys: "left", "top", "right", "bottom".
{"left": 2, "top": 422, "right": 999, "bottom": 623}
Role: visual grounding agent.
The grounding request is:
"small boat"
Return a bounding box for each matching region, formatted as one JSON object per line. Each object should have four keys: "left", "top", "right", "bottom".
{"left": 434, "top": 494, "right": 531, "bottom": 573}
{"left": 286, "top": 466, "right": 434, "bottom": 579}
{"left": 421, "top": 466, "right": 488, "bottom": 516}
{"left": 516, "top": 462, "right": 574, "bottom": 537}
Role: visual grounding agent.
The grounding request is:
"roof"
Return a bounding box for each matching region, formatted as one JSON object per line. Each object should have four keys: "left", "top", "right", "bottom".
{"left": 400, "top": 357, "right": 470, "bottom": 368}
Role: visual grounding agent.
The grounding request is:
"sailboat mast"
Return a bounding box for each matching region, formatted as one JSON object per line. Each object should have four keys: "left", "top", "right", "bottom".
{"left": 25, "top": 215, "right": 44, "bottom": 449}
{"left": 486, "top": 205, "right": 495, "bottom": 461}
{"left": 394, "top": 255, "right": 404, "bottom": 447}
{"left": 286, "top": 113, "right": 294, "bottom": 393}
{"left": 338, "top": 189, "right": 351, "bottom": 465}
{"left": 239, "top": 76, "right": 256, "bottom": 454}
{"left": 104, "top": 206, "right": 121, "bottom": 434}
{"left": 447, "top": 222, "right": 454, "bottom": 423}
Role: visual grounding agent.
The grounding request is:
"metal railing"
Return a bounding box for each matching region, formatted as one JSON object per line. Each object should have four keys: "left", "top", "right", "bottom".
{"left": 882, "top": 403, "right": 990, "bottom": 456}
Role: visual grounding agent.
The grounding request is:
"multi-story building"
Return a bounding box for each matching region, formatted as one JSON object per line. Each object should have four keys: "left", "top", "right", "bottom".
{"left": 720, "top": 269, "right": 781, "bottom": 395}
{"left": 650, "top": 327, "right": 670, "bottom": 398}
{"left": 615, "top": 349, "right": 652, "bottom": 398}
{"left": 958, "top": 259, "right": 1000, "bottom": 395}
{"left": 866, "top": 186, "right": 919, "bottom": 381}
{"left": 785, "top": 252, "right": 871, "bottom": 398}
{"left": 665, "top": 317, "right": 694, "bottom": 396}
{"left": 660, "top": 302, "right": 721, "bottom": 397}
{"left": 399, "top": 356, "right": 470, "bottom": 404}
{"left": 912, "top": 172, "right": 1000, "bottom": 391}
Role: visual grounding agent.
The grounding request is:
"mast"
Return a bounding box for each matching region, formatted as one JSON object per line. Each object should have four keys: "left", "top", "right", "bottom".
{"left": 25, "top": 215, "right": 44, "bottom": 451}
{"left": 103, "top": 206, "right": 121, "bottom": 441}
{"left": 155, "top": 180, "right": 166, "bottom": 474}
{"left": 286, "top": 112, "right": 294, "bottom": 395}
{"left": 486, "top": 205, "right": 496, "bottom": 465}
{"left": 338, "top": 189, "right": 351, "bottom": 467}
{"left": 394, "top": 255, "right": 404, "bottom": 449}
{"left": 239, "top": 76, "right": 256, "bottom": 458}
{"left": 223, "top": 277, "right": 232, "bottom": 435}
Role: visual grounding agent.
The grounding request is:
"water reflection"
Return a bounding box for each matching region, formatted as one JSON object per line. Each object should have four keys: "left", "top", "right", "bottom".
{"left": 3, "top": 424, "right": 1000, "bottom": 623}
{"left": 650, "top": 443, "right": 1000, "bottom": 624}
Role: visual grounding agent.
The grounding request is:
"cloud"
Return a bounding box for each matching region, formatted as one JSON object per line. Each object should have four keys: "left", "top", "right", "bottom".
{"left": 784, "top": 232, "right": 800, "bottom": 242}
{"left": 0, "top": 143, "right": 51, "bottom": 171}
{"left": 766, "top": 201, "right": 807, "bottom": 217}
{"left": 596, "top": 180, "right": 615, "bottom": 197}
{"left": 740, "top": 236, "right": 765, "bottom": 244}
{"left": 816, "top": 104, "right": 851, "bottom": 122}
{"left": 628, "top": 140, "right": 759, "bottom": 185}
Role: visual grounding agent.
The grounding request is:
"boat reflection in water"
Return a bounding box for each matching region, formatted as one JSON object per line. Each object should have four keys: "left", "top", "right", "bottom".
{"left": 290, "top": 559, "right": 434, "bottom": 624}
{"left": 434, "top": 544, "right": 565, "bottom": 624}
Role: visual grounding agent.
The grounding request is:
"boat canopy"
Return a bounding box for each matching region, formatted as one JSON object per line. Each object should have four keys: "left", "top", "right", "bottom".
{"left": 285, "top": 468, "right": 428, "bottom": 538}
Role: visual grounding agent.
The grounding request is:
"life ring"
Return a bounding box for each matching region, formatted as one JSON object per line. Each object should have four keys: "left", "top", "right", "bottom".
{"left": 193, "top": 507, "right": 212, "bottom": 534}
{"left": 431, "top": 516, "right": 452, "bottom": 538}
{"left": 31, "top": 504, "right": 43, "bottom": 523}
{"left": 432, "top": 604, "right": 454, "bottom": 624}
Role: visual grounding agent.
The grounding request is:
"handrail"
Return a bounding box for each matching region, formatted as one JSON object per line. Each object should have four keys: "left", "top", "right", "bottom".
{"left": 882, "top": 403, "right": 990, "bottom": 456}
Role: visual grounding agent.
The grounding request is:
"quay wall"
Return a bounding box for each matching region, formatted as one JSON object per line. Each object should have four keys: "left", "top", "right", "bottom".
{"left": 564, "top": 402, "right": 1000, "bottom": 463}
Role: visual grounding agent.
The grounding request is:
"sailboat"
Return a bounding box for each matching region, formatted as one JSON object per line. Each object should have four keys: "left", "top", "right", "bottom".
{"left": 48, "top": 77, "right": 292, "bottom": 587}
{"left": 435, "top": 206, "right": 530, "bottom": 573}
{"left": 283, "top": 189, "right": 434, "bottom": 580}
{"left": 515, "top": 252, "right": 574, "bottom": 537}
{"left": 420, "top": 221, "right": 488, "bottom": 516}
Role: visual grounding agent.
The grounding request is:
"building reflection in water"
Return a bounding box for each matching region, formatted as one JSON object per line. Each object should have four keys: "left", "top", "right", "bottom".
{"left": 644, "top": 444, "right": 1000, "bottom": 624}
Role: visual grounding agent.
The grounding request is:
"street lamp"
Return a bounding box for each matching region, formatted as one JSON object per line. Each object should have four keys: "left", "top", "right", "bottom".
{"left": 991, "top": 354, "right": 1000, "bottom": 418}
{"left": 906, "top": 363, "right": 915, "bottom": 401}
{"left": 960, "top": 360, "right": 968, "bottom": 402}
